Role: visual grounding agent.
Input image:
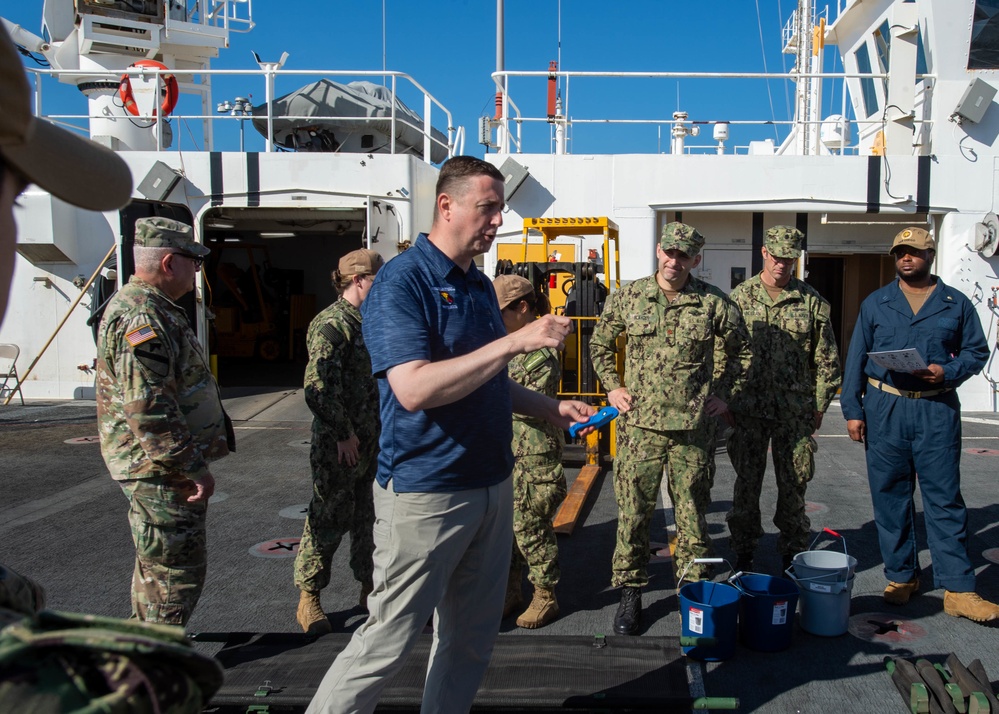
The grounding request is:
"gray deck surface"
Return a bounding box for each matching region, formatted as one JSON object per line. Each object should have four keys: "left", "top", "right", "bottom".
{"left": 2, "top": 390, "right": 998, "bottom": 712}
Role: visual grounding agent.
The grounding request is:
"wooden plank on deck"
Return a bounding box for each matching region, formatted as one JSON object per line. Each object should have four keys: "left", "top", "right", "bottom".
{"left": 553, "top": 464, "right": 601, "bottom": 535}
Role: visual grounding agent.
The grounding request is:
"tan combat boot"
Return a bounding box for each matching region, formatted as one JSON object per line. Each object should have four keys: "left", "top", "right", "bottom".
{"left": 516, "top": 588, "right": 559, "bottom": 629}
{"left": 296, "top": 590, "right": 331, "bottom": 634}
{"left": 943, "top": 591, "right": 999, "bottom": 623}
{"left": 503, "top": 570, "right": 524, "bottom": 619}
{"left": 884, "top": 576, "right": 919, "bottom": 605}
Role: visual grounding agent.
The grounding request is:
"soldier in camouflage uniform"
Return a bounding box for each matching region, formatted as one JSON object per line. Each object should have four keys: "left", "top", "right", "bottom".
{"left": 494, "top": 275, "right": 566, "bottom": 629}
{"left": 96, "top": 217, "right": 231, "bottom": 627}
{"left": 726, "top": 226, "right": 841, "bottom": 573}
{"left": 294, "top": 249, "right": 384, "bottom": 634}
{"left": 590, "top": 222, "right": 751, "bottom": 635}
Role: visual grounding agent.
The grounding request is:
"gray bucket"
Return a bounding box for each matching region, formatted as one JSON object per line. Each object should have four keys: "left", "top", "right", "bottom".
{"left": 790, "top": 549, "right": 857, "bottom": 590}
{"left": 786, "top": 529, "right": 856, "bottom": 636}
{"left": 792, "top": 574, "right": 854, "bottom": 636}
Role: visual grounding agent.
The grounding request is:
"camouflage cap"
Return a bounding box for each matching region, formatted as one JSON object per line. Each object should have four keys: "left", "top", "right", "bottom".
{"left": 133, "top": 217, "right": 209, "bottom": 257}
{"left": 765, "top": 226, "right": 804, "bottom": 259}
{"left": 493, "top": 274, "right": 534, "bottom": 310}
{"left": 338, "top": 248, "right": 384, "bottom": 277}
{"left": 660, "top": 222, "right": 705, "bottom": 257}
{"left": 890, "top": 227, "right": 935, "bottom": 255}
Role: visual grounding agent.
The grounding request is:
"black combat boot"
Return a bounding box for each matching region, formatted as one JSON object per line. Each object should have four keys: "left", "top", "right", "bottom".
{"left": 613, "top": 586, "right": 642, "bottom": 636}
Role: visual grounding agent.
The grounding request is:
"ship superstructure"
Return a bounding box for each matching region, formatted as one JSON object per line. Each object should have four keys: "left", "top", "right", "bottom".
{"left": 1, "top": 0, "right": 997, "bottom": 412}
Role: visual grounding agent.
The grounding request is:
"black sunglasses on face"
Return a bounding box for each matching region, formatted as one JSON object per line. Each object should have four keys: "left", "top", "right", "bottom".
{"left": 171, "top": 253, "right": 204, "bottom": 269}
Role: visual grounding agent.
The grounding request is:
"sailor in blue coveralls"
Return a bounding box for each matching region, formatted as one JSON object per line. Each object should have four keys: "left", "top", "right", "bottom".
{"left": 841, "top": 227, "right": 999, "bottom": 623}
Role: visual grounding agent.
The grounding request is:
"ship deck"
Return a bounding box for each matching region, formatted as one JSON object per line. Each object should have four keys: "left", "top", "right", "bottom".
{"left": 2, "top": 388, "right": 999, "bottom": 712}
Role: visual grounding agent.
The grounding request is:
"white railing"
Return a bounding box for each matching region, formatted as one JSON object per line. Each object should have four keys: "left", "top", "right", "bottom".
{"left": 24, "top": 65, "right": 458, "bottom": 161}
{"left": 176, "top": 0, "right": 254, "bottom": 33}
{"left": 490, "top": 68, "right": 931, "bottom": 155}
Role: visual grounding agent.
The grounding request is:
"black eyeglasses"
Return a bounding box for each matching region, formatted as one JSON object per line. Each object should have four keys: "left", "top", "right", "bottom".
{"left": 171, "top": 253, "right": 204, "bottom": 270}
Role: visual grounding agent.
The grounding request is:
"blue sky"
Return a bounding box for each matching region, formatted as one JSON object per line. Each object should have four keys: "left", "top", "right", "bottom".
{"left": 5, "top": 1, "right": 848, "bottom": 156}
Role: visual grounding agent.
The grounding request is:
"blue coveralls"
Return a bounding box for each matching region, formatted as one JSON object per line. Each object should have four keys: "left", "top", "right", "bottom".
{"left": 841, "top": 278, "right": 988, "bottom": 593}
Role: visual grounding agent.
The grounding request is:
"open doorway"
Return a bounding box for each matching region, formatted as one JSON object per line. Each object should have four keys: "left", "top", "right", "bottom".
{"left": 806, "top": 253, "right": 894, "bottom": 359}
{"left": 201, "top": 207, "right": 368, "bottom": 388}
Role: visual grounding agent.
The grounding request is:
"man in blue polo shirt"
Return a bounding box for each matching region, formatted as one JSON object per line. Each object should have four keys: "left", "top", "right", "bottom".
{"left": 306, "top": 156, "right": 595, "bottom": 714}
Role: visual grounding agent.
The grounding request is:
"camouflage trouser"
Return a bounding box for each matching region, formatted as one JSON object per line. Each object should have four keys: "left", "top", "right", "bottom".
{"left": 612, "top": 422, "right": 715, "bottom": 588}
{"left": 294, "top": 436, "right": 377, "bottom": 593}
{"left": 511, "top": 453, "right": 567, "bottom": 591}
{"left": 727, "top": 414, "right": 814, "bottom": 557}
{"left": 119, "top": 476, "right": 207, "bottom": 627}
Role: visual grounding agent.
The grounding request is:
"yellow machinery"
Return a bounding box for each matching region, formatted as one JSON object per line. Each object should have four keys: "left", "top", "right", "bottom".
{"left": 497, "top": 216, "right": 623, "bottom": 534}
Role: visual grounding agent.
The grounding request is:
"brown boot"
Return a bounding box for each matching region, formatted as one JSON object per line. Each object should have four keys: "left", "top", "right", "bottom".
{"left": 296, "top": 590, "right": 331, "bottom": 634}
{"left": 359, "top": 580, "right": 374, "bottom": 611}
{"left": 516, "top": 589, "right": 559, "bottom": 629}
{"left": 503, "top": 570, "right": 524, "bottom": 619}
{"left": 944, "top": 591, "right": 999, "bottom": 623}
{"left": 884, "top": 577, "right": 920, "bottom": 605}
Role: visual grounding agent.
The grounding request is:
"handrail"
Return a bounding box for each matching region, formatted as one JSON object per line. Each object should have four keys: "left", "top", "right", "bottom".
{"left": 490, "top": 68, "right": 934, "bottom": 155}
{"left": 23, "top": 65, "right": 455, "bottom": 161}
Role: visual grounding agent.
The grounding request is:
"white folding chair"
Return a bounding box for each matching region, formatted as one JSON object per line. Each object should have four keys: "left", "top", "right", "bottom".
{"left": 0, "top": 343, "right": 25, "bottom": 406}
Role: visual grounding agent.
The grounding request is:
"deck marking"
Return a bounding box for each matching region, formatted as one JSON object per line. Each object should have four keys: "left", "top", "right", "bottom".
{"left": 804, "top": 501, "right": 828, "bottom": 515}
{"left": 649, "top": 540, "right": 672, "bottom": 564}
{"left": 983, "top": 548, "right": 999, "bottom": 565}
{"left": 209, "top": 491, "right": 229, "bottom": 504}
{"left": 964, "top": 448, "right": 999, "bottom": 455}
{"left": 63, "top": 435, "right": 101, "bottom": 444}
{"left": 279, "top": 504, "right": 309, "bottom": 520}
{"left": 288, "top": 438, "right": 312, "bottom": 448}
{"left": 1, "top": 476, "right": 109, "bottom": 532}
{"left": 249, "top": 538, "right": 301, "bottom": 558}
{"left": 848, "top": 612, "right": 926, "bottom": 643}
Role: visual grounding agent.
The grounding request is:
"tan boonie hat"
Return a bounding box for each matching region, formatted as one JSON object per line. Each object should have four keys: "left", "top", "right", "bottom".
{"left": 493, "top": 274, "right": 534, "bottom": 310}
{"left": 338, "top": 248, "right": 384, "bottom": 277}
{"left": 0, "top": 24, "right": 133, "bottom": 210}
{"left": 660, "top": 222, "right": 705, "bottom": 257}
{"left": 889, "top": 227, "right": 935, "bottom": 255}
{"left": 133, "top": 217, "right": 209, "bottom": 256}
{"left": 765, "top": 226, "right": 804, "bottom": 259}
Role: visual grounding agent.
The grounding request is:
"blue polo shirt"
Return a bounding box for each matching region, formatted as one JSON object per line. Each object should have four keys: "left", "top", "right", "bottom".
{"left": 361, "top": 234, "right": 514, "bottom": 492}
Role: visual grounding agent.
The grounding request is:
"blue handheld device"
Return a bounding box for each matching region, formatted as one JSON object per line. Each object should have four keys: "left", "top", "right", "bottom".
{"left": 568, "top": 406, "right": 619, "bottom": 438}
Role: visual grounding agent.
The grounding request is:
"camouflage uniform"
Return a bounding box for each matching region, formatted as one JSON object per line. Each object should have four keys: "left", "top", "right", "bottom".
{"left": 509, "top": 347, "right": 566, "bottom": 591}
{"left": 727, "top": 228, "right": 841, "bottom": 559}
{"left": 96, "top": 220, "right": 228, "bottom": 627}
{"left": 591, "top": 272, "right": 751, "bottom": 587}
{"left": 294, "top": 297, "right": 380, "bottom": 593}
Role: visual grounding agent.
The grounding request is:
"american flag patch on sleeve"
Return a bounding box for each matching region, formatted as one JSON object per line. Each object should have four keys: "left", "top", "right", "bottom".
{"left": 125, "top": 324, "right": 158, "bottom": 347}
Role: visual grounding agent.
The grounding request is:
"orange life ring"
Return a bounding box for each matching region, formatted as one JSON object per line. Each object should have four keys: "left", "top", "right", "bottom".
{"left": 118, "top": 60, "right": 179, "bottom": 117}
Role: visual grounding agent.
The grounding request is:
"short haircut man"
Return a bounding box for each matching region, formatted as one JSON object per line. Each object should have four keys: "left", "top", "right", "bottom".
{"left": 96, "top": 217, "right": 230, "bottom": 627}
{"left": 726, "top": 226, "right": 841, "bottom": 573}
{"left": 306, "top": 156, "right": 593, "bottom": 713}
{"left": 590, "top": 222, "right": 751, "bottom": 636}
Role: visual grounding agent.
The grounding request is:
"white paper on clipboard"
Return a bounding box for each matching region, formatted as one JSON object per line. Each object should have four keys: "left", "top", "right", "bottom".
{"left": 867, "top": 348, "right": 928, "bottom": 372}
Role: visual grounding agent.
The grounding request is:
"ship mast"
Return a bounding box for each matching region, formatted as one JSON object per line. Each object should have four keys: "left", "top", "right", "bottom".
{"left": 780, "top": 0, "right": 824, "bottom": 155}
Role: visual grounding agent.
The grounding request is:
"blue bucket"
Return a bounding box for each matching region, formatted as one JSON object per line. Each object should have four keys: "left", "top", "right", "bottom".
{"left": 733, "top": 574, "right": 799, "bottom": 652}
{"left": 679, "top": 580, "right": 741, "bottom": 661}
